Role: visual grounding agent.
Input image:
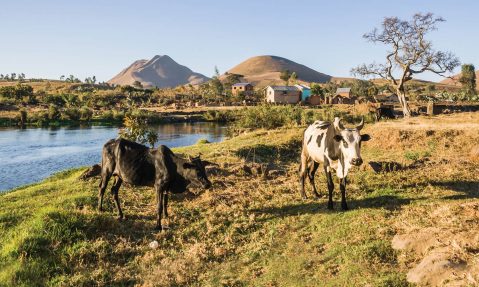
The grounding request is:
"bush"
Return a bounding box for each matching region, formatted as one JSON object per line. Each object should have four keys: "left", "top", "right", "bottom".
{"left": 80, "top": 107, "right": 93, "bottom": 121}
{"left": 231, "top": 104, "right": 375, "bottom": 132}
{"left": 118, "top": 115, "right": 158, "bottom": 147}
{"left": 62, "top": 107, "right": 81, "bottom": 121}
{"left": 48, "top": 105, "right": 61, "bottom": 121}
{"left": 19, "top": 109, "right": 27, "bottom": 126}
{"left": 203, "top": 110, "right": 234, "bottom": 122}
{"left": 196, "top": 138, "right": 210, "bottom": 144}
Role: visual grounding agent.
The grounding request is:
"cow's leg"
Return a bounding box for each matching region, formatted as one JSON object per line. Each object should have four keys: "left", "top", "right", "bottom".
{"left": 98, "top": 173, "right": 111, "bottom": 212}
{"left": 111, "top": 177, "right": 123, "bottom": 220}
{"left": 154, "top": 181, "right": 168, "bottom": 231}
{"left": 340, "top": 177, "right": 348, "bottom": 210}
{"left": 308, "top": 161, "right": 321, "bottom": 199}
{"left": 299, "top": 151, "right": 309, "bottom": 199}
{"left": 163, "top": 191, "right": 168, "bottom": 218}
{"left": 324, "top": 165, "right": 334, "bottom": 210}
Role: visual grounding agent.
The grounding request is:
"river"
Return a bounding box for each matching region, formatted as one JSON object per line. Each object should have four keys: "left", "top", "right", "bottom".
{"left": 0, "top": 122, "right": 226, "bottom": 192}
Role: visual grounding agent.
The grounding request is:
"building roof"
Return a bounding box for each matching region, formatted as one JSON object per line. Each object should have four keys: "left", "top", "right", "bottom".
{"left": 268, "top": 85, "right": 300, "bottom": 91}
{"left": 232, "top": 82, "right": 252, "bottom": 87}
{"left": 294, "top": 84, "right": 311, "bottom": 90}
{"left": 336, "top": 88, "right": 351, "bottom": 93}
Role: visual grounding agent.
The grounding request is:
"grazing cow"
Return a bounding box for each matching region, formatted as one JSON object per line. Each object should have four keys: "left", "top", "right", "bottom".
{"left": 299, "top": 117, "right": 370, "bottom": 210}
{"left": 98, "top": 138, "right": 212, "bottom": 230}
{"left": 374, "top": 107, "right": 396, "bottom": 121}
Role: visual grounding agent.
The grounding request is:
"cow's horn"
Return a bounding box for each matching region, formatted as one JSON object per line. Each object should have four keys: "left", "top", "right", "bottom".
{"left": 356, "top": 118, "right": 364, "bottom": 130}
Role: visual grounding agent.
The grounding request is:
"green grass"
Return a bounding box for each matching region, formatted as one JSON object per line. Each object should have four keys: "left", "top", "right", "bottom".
{"left": 1, "top": 115, "right": 478, "bottom": 286}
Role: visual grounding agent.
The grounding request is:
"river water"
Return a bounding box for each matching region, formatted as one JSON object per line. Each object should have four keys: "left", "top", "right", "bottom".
{"left": 0, "top": 122, "right": 226, "bottom": 192}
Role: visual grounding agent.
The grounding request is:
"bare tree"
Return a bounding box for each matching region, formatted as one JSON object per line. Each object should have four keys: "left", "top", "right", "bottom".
{"left": 352, "top": 13, "right": 460, "bottom": 117}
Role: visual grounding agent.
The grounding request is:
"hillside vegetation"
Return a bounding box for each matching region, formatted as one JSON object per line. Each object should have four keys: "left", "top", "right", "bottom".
{"left": 1, "top": 113, "right": 478, "bottom": 286}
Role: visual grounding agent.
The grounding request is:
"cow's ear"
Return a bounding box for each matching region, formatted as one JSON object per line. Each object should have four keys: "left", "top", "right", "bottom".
{"left": 183, "top": 162, "right": 195, "bottom": 169}
{"left": 333, "top": 135, "right": 343, "bottom": 142}
{"left": 361, "top": 134, "right": 371, "bottom": 142}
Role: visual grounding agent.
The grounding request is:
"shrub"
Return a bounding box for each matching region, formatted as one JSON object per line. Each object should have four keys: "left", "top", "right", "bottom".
{"left": 203, "top": 110, "right": 234, "bottom": 122}
{"left": 119, "top": 115, "right": 158, "bottom": 147}
{"left": 80, "top": 107, "right": 93, "bottom": 121}
{"left": 19, "top": 109, "right": 27, "bottom": 126}
{"left": 48, "top": 105, "right": 61, "bottom": 121}
{"left": 196, "top": 138, "right": 210, "bottom": 144}
{"left": 62, "top": 107, "right": 81, "bottom": 121}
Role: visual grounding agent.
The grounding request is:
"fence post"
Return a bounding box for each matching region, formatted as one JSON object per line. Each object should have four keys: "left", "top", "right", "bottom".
{"left": 427, "top": 101, "right": 434, "bottom": 116}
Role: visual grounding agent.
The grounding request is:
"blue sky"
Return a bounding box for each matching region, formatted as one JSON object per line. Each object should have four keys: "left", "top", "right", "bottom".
{"left": 1, "top": 0, "right": 477, "bottom": 82}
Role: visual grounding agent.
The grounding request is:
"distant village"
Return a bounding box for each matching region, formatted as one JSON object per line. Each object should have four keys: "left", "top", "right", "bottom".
{"left": 231, "top": 82, "right": 399, "bottom": 105}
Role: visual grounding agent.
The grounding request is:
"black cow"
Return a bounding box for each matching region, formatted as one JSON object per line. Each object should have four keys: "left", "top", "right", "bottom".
{"left": 98, "top": 138, "right": 212, "bottom": 230}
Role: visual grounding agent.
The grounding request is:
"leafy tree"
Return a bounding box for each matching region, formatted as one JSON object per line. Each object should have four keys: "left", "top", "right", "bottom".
{"left": 19, "top": 109, "right": 27, "bottom": 126}
{"left": 60, "top": 75, "right": 65, "bottom": 81}
{"left": 459, "top": 64, "right": 476, "bottom": 96}
{"left": 80, "top": 106, "right": 93, "bottom": 121}
{"left": 133, "top": 80, "right": 143, "bottom": 88}
{"left": 351, "top": 80, "right": 377, "bottom": 99}
{"left": 280, "top": 70, "right": 291, "bottom": 85}
{"left": 290, "top": 72, "right": 297, "bottom": 85}
{"left": 0, "top": 86, "right": 16, "bottom": 98}
{"left": 48, "top": 105, "right": 61, "bottom": 120}
{"left": 352, "top": 13, "right": 459, "bottom": 117}
{"left": 119, "top": 115, "right": 158, "bottom": 147}
{"left": 311, "top": 83, "right": 324, "bottom": 97}
{"left": 210, "top": 66, "right": 224, "bottom": 97}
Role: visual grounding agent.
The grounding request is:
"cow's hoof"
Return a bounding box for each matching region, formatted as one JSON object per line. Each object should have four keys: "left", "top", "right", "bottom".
{"left": 155, "top": 225, "right": 163, "bottom": 232}
{"left": 327, "top": 202, "right": 334, "bottom": 210}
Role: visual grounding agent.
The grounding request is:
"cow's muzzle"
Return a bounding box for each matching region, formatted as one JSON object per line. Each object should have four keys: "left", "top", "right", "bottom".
{"left": 350, "top": 158, "right": 363, "bottom": 166}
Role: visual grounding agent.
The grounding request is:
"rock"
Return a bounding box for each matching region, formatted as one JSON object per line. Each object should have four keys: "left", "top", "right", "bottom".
{"left": 79, "top": 164, "right": 101, "bottom": 180}
{"left": 149, "top": 240, "right": 159, "bottom": 249}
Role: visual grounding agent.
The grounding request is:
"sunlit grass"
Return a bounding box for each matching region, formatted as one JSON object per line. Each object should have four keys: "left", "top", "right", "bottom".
{"left": 1, "top": 113, "right": 478, "bottom": 286}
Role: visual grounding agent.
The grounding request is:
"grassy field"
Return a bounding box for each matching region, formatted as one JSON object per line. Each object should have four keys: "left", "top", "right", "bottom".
{"left": 0, "top": 113, "right": 478, "bottom": 286}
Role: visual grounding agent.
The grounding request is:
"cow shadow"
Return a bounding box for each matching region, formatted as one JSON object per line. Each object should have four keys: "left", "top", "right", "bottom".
{"left": 253, "top": 179, "right": 479, "bottom": 221}
{"left": 251, "top": 194, "right": 418, "bottom": 222}
{"left": 430, "top": 180, "right": 479, "bottom": 200}
{"left": 399, "top": 179, "right": 479, "bottom": 200}
{"left": 234, "top": 140, "right": 301, "bottom": 165}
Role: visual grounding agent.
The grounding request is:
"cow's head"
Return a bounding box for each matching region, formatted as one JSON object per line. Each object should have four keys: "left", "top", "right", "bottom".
{"left": 333, "top": 118, "right": 371, "bottom": 166}
{"left": 183, "top": 155, "right": 212, "bottom": 189}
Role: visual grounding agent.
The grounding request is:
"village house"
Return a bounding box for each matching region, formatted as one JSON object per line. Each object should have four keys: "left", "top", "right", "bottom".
{"left": 374, "top": 90, "right": 400, "bottom": 103}
{"left": 265, "top": 85, "right": 301, "bottom": 104}
{"left": 308, "top": 95, "right": 322, "bottom": 105}
{"left": 332, "top": 87, "right": 357, "bottom": 104}
{"left": 295, "top": 84, "right": 311, "bottom": 102}
{"left": 232, "top": 82, "right": 254, "bottom": 97}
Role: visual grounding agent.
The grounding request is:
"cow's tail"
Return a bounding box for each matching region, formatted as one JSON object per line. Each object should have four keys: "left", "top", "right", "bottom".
{"left": 98, "top": 153, "right": 104, "bottom": 188}
{"left": 299, "top": 128, "right": 307, "bottom": 173}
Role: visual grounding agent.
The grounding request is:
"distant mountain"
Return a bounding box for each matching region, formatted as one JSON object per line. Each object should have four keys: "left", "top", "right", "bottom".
{"left": 108, "top": 55, "right": 210, "bottom": 88}
{"left": 223, "top": 55, "right": 332, "bottom": 86}
{"left": 440, "top": 70, "right": 479, "bottom": 87}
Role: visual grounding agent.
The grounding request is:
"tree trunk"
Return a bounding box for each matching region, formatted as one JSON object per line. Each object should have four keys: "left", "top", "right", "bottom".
{"left": 395, "top": 87, "right": 411, "bottom": 118}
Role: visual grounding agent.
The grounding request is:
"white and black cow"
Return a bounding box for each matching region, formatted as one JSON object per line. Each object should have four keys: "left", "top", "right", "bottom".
{"left": 299, "top": 117, "right": 370, "bottom": 210}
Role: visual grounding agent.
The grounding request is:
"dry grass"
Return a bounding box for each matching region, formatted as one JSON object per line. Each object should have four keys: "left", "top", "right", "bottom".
{"left": 0, "top": 112, "right": 478, "bottom": 286}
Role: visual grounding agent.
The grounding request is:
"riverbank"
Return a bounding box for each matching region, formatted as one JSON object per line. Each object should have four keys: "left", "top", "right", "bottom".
{"left": 1, "top": 113, "right": 478, "bottom": 286}
{"left": 0, "top": 108, "right": 228, "bottom": 128}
